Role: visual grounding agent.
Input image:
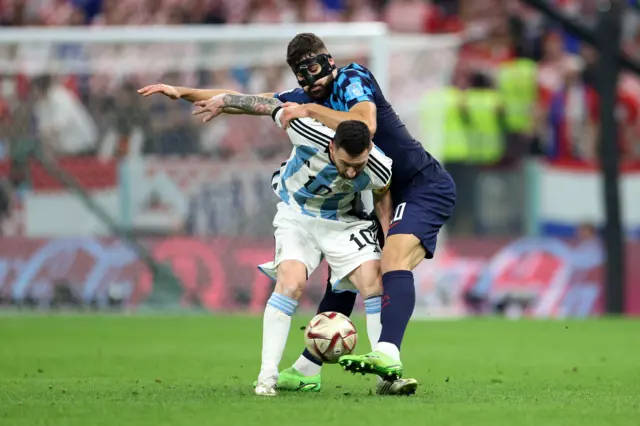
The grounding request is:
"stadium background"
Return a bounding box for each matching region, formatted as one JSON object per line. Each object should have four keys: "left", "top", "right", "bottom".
{"left": 0, "top": 0, "right": 639, "bottom": 318}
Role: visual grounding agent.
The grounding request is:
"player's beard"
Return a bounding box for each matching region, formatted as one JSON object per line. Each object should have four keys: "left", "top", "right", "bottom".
{"left": 307, "top": 82, "right": 331, "bottom": 100}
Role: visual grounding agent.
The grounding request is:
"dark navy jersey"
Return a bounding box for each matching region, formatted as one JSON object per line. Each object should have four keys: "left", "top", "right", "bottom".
{"left": 274, "top": 63, "right": 435, "bottom": 187}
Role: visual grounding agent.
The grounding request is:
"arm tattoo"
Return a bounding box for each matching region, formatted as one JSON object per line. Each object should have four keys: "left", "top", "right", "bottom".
{"left": 221, "top": 94, "right": 282, "bottom": 116}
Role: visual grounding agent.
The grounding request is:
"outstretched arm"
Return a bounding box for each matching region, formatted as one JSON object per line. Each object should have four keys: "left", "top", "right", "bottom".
{"left": 192, "top": 94, "right": 283, "bottom": 123}
{"left": 137, "top": 83, "right": 275, "bottom": 115}
{"left": 305, "top": 102, "right": 377, "bottom": 135}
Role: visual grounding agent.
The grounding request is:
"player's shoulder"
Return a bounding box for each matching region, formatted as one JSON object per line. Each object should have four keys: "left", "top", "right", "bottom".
{"left": 369, "top": 145, "right": 392, "bottom": 167}
{"left": 283, "top": 114, "right": 335, "bottom": 150}
{"left": 366, "top": 145, "right": 392, "bottom": 185}
{"left": 274, "top": 88, "right": 312, "bottom": 103}
{"left": 336, "top": 63, "right": 373, "bottom": 86}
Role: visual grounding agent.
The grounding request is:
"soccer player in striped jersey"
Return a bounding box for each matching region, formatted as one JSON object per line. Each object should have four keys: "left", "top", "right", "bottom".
{"left": 193, "top": 93, "right": 404, "bottom": 396}
{"left": 138, "top": 32, "right": 456, "bottom": 393}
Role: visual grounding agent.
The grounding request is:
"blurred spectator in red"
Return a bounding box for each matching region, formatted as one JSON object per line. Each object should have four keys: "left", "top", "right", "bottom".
{"left": 538, "top": 32, "right": 568, "bottom": 101}
{"left": 247, "top": 0, "right": 289, "bottom": 23}
{"left": 32, "top": 74, "right": 98, "bottom": 158}
{"left": 293, "top": 0, "right": 330, "bottom": 22}
{"left": 615, "top": 73, "right": 640, "bottom": 162}
{"left": 544, "top": 56, "right": 598, "bottom": 162}
{"left": 222, "top": 0, "right": 250, "bottom": 24}
{"left": 383, "top": 0, "right": 438, "bottom": 33}
{"left": 340, "top": 0, "right": 379, "bottom": 22}
{"left": 39, "top": 0, "right": 78, "bottom": 26}
{"left": 0, "top": 0, "right": 35, "bottom": 25}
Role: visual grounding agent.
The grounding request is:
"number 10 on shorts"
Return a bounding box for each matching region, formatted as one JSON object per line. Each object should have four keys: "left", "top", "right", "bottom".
{"left": 349, "top": 229, "right": 378, "bottom": 251}
{"left": 391, "top": 202, "right": 406, "bottom": 224}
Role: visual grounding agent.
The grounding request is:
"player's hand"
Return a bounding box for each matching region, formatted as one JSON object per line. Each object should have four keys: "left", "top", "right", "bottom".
{"left": 281, "top": 102, "right": 300, "bottom": 108}
{"left": 279, "top": 104, "right": 309, "bottom": 129}
{"left": 192, "top": 94, "right": 225, "bottom": 123}
{"left": 137, "top": 84, "right": 181, "bottom": 99}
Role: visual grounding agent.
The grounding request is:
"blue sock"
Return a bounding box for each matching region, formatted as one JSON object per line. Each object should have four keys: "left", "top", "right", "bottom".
{"left": 379, "top": 270, "right": 415, "bottom": 350}
{"left": 266, "top": 292, "right": 298, "bottom": 316}
{"left": 302, "top": 275, "right": 357, "bottom": 365}
{"left": 364, "top": 295, "right": 382, "bottom": 315}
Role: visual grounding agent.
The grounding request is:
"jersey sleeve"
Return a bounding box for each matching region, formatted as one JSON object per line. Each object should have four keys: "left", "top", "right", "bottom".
{"left": 365, "top": 145, "right": 392, "bottom": 193}
{"left": 336, "top": 69, "right": 376, "bottom": 110}
{"left": 274, "top": 88, "right": 311, "bottom": 103}
{"left": 272, "top": 107, "right": 335, "bottom": 151}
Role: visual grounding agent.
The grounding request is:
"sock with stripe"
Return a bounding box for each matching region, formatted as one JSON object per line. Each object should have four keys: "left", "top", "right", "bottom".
{"left": 364, "top": 295, "right": 382, "bottom": 352}
{"left": 259, "top": 292, "right": 298, "bottom": 382}
{"left": 378, "top": 270, "right": 415, "bottom": 362}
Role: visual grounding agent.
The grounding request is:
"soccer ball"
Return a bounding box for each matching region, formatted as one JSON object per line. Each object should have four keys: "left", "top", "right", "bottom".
{"left": 304, "top": 312, "right": 357, "bottom": 363}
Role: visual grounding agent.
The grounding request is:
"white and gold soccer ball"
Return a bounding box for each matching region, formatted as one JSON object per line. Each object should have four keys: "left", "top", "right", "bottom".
{"left": 304, "top": 312, "right": 358, "bottom": 364}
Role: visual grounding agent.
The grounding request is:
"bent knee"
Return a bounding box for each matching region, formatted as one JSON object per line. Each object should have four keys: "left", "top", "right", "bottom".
{"left": 381, "top": 235, "right": 426, "bottom": 273}
{"left": 275, "top": 260, "right": 307, "bottom": 299}
{"left": 348, "top": 260, "right": 382, "bottom": 298}
{"left": 360, "top": 274, "right": 383, "bottom": 298}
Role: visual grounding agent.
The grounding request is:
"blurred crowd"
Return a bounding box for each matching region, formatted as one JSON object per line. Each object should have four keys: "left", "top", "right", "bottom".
{"left": 0, "top": 0, "right": 640, "bottom": 165}
{"left": 0, "top": 0, "right": 458, "bottom": 30}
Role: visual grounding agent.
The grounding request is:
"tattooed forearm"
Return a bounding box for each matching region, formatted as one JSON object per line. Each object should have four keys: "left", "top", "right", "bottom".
{"left": 221, "top": 94, "right": 282, "bottom": 116}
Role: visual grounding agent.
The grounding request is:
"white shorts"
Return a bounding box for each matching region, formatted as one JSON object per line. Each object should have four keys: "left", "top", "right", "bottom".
{"left": 258, "top": 202, "right": 381, "bottom": 293}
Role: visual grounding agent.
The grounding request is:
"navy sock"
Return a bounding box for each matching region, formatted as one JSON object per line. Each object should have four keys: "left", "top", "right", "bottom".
{"left": 302, "top": 274, "right": 357, "bottom": 365}
{"left": 379, "top": 270, "right": 415, "bottom": 350}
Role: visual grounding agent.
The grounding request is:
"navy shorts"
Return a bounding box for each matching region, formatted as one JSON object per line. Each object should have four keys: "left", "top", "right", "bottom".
{"left": 387, "top": 162, "right": 456, "bottom": 258}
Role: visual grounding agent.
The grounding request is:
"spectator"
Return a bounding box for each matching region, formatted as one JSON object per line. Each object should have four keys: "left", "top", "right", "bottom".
{"left": 247, "top": 0, "right": 289, "bottom": 23}
{"left": 383, "top": 0, "right": 437, "bottom": 33}
{"left": 0, "top": 0, "right": 36, "bottom": 26}
{"left": 545, "top": 56, "right": 598, "bottom": 162}
{"left": 291, "top": 0, "right": 329, "bottom": 23}
{"left": 0, "top": 100, "right": 10, "bottom": 159}
{"left": 538, "top": 32, "right": 569, "bottom": 106}
{"left": 39, "top": 0, "right": 77, "bottom": 26}
{"left": 32, "top": 74, "right": 98, "bottom": 158}
{"left": 182, "top": 0, "right": 227, "bottom": 24}
{"left": 98, "top": 82, "right": 146, "bottom": 160}
{"left": 616, "top": 73, "right": 640, "bottom": 163}
{"left": 341, "top": 0, "right": 379, "bottom": 22}
{"left": 145, "top": 72, "right": 198, "bottom": 155}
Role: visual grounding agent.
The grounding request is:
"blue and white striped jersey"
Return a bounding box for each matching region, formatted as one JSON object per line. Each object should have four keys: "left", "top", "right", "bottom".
{"left": 270, "top": 107, "right": 392, "bottom": 222}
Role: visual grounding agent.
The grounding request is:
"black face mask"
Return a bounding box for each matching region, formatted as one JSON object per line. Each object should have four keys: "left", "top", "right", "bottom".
{"left": 294, "top": 53, "right": 336, "bottom": 88}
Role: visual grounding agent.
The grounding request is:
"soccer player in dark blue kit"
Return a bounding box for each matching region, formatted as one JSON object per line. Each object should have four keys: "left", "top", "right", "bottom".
{"left": 138, "top": 33, "right": 456, "bottom": 395}
{"left": 271, "top": 33, "right": 457, "bottom": 381}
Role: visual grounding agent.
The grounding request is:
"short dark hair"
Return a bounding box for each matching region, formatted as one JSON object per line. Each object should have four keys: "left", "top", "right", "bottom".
{"left": 333, "top": 121, "right": 371, "bottom": 157}
{"left": 286, "top": 33, "right": 328, "bottom": 68}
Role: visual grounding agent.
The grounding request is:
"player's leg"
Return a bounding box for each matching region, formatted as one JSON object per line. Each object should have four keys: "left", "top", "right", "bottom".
{"left": 255, "top": 206, "right": 322, "bottom": 396}
{"left": 331, "top": 226, "right": 418, "bottom": 395}
{"left": 340, "top": 168, "right": 456, "bottom": 380}
{"left": 255, "top": 259, "right": 307, "bottom": 396}
{"left": 347, "top": 259, "right": 416, "bottom": 396}
{"left": 346, "top": 259, "right": 383, "bottom": 351}
{"left": 283, "top": 215, "right": 386, "bottom": 387}
{"left": 278, "top": 269, "right": 356, "bottom": 392}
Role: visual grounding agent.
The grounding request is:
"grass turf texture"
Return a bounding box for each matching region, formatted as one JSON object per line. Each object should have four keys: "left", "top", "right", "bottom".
{"left": 1, "top": 315, "right": 639, "bottom": 426}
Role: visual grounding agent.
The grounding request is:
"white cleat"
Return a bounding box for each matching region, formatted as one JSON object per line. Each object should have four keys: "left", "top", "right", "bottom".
{"left": 376, "top": 377, "right": 418, "bottom": 396}
{"left": 254, "top": 375, "right": 278, "bottom": 397}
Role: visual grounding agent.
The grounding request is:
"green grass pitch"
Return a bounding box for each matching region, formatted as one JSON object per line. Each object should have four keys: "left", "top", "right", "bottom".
{"left": 1, "top": 315, "right": 639, "bottom": 426}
